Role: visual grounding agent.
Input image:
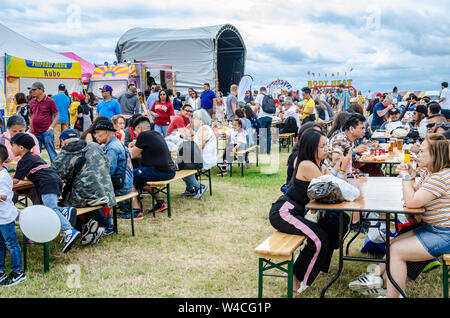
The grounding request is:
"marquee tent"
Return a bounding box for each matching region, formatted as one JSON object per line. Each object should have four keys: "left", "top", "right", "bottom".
{"left": 0, "top": 23, "right": 81, "bottom": 116}
{"left": 115, "top": 24, "right": 246, "bottom": 95}
{"left": 60, "top": 52, "right": 95, "bottom": 84}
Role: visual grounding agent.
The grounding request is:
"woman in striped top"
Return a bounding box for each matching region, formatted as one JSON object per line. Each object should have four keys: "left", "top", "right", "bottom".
{"left": 349, "top": 133, "right": 450, "bottom": 298}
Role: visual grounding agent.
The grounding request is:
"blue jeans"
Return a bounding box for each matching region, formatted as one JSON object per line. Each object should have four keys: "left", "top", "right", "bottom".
{"left": 92, "top": 209, "right": 113, "bottom": 232}
{"left": 0, "top": 221, "right": 23, "bottom": 273}
{"left": 154, "top": 125, "right": 168, "bottom": 137}
{"left": 35, "top": 130, "right": 58, "bottom": 162}
{"left": 133, "top": 167, "right": 176, "bottom": 189}
{"left": 183, "top": 174, "right": 200, "bottom": 191}
{"left": 41, "top": 193, "right": 72, "bottom": 232}
{"left": 259, "top": 117, "right": 273, "bottom": 154}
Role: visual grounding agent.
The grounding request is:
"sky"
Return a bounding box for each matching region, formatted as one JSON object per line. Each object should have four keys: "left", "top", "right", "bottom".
{"left": 1, "top": 0, "right": 449, "bottom": 94}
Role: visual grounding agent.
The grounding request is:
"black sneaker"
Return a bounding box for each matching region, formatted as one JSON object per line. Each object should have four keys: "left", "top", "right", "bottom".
{"left": 0, "top": 271, "right": 26, "bottom": 287}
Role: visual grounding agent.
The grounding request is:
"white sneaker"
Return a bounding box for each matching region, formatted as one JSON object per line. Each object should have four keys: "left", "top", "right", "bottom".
{"left": 362, "top": 288, "right": 386, "bottom": 296}
{"left": 349, "top": 273, "right": 383, "bottom": 291}
{"left": 296, "top": 282, "right": 309, "bottom": 294}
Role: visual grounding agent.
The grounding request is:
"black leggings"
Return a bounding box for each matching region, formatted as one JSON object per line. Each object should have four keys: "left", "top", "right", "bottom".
{"left": 269, "top": 196, "right": 349, "bottom": 286}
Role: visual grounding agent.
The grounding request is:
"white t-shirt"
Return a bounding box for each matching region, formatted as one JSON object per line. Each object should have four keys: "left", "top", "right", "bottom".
{"left": 255, "top": 93, "right": 273, "bottom": 119}
{"left": 226, "top": 128, "right": 247, "bottom": 145}
{"left": 440, "top": 88, "right": 450, "bottom": 110}
{"left": 0, "top": 169, "right": 18, "bottom": 225}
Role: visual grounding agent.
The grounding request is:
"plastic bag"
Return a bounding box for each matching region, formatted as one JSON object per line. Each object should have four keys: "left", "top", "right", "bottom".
{"left": 308, "top": 175, "right": 360, "bottom": 202}
{"left": 165, "top": 131, "right": 184, "bottom": 153}
{"left": 307, "top": 181, "right": 344, "bottom": 204}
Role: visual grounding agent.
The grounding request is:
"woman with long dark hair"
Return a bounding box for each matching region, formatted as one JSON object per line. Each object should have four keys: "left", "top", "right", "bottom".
{"left": 327, "top": 111, "right": 351, "bottom": 139}
{"left": 149, "top": 90, "right": 175, "bottom": 136}
{"left": 281, "top": 122, "right": 322, "bottom": 194}
{"left": 13, "top": 92, "right": 30, "bottom": 129}
{"left": 269, "top": 129, "right": 352, "bottom": 294}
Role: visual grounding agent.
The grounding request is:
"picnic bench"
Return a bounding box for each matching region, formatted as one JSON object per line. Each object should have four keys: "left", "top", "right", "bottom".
{"left": 23, "top": 191, "right": 139, "bottom": 273}
{"left": 278, "top": 133, "right": 295, "bottom": 152}
{"left": 444, "top": 254, "right": 450, "bottom": 298}
{"left": 255, "top": 231, "right": 306, "bottom": 298}
{"left": 144, "top": 169, "right": 212, "bottom": 218}
{"left": 224, "top": 145, "right": 259, "bottom": 177}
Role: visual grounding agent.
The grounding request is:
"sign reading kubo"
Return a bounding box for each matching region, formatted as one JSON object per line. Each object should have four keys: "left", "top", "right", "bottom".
{"left": 308, "top": 79, "right": 353, "bottom": 87}
{"left": 5, "top": 54, "right": 81, "bottom": 79}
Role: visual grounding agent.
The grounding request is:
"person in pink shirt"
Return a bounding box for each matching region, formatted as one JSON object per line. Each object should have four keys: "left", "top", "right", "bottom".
{"left": 0, "top": 115, "right": 40, "bottom": 167}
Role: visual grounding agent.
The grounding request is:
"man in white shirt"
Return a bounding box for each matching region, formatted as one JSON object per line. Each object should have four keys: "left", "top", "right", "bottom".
{"left": 255, "top": 86, "right": 274, "bottom": 154}
{"left": 439, "top": 82, "right": 450, "bottom": 120}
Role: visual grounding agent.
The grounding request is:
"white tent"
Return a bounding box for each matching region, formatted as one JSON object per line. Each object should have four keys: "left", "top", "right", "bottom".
{"left": 115, "top": 24, "right": 246, "bottom": 95}
{"left": 0, "top": 23, "right": 81, "bottom": 102}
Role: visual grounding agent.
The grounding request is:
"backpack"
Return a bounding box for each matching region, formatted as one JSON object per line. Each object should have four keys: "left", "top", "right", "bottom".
{"left": 177, "top": 140, "right": 203, "bottom": 170}
{"left": 261, "top": 94, "right": 276, "bottom": 114}
{"left": 281, "top": 117, "right": 298, "bottom": 135}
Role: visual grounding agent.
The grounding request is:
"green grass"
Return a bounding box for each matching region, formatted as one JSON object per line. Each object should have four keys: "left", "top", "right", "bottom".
{"left": 1, "top": 148, "right": 444, "bottom": 298}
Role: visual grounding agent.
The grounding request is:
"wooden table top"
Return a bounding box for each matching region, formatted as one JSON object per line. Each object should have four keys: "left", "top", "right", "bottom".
{"left": 306, "top": 177, "right": 425, "bottom": 214}
{"left": 9, "top": 172, "right": 34, "bottom": 191}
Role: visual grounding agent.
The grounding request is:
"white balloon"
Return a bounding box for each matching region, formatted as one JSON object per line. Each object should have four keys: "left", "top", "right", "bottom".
{"left": 19, "top": 205, "right": 61, "bottom": 243}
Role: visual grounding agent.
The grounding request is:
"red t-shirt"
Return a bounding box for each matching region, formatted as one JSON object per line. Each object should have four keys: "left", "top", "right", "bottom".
{"left": 151, "top": 101, "right": 174, "bottom": 126}
{"left": 29, "top": 95, "right": 58, "bottom": 135}
{"left": 166, "top": 113, "right": 191, "bottom": 136}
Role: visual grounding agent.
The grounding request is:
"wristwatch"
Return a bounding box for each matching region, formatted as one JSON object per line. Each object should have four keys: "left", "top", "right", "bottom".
{"left": 402, "top": 174, "right": 412, "bottom": 181}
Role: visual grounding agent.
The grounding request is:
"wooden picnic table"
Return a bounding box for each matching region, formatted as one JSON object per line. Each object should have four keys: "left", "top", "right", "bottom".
{"left": 305, "top": 176, "right": 424, "bottom": 298}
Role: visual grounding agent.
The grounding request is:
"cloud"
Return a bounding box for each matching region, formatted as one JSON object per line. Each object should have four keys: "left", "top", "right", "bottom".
{"left": 0, "top": 0, "right": 449, "bottom": 92}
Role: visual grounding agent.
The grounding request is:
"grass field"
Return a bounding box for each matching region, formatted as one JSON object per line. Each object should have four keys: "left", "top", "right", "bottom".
{"left": 1, "top": 149, "right": 444, "bottom": 298}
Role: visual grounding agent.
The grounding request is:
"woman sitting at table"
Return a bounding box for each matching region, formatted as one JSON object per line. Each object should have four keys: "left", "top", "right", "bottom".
{"left": 269, "top": 128, "right": 352, "bottom": 294}
{"left": 349, "top": 133, "right": 449, "bottom": 298}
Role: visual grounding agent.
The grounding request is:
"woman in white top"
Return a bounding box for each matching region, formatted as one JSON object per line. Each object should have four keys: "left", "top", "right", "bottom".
{"left": 186, "top": 90, "right": 201, "bottom": 111}
{"left": 180, "top": 109, "right": 217, "bottom": 199}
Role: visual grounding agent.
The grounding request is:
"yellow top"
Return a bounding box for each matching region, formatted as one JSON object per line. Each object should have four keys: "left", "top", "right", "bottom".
{"left": 69, "top": 101, "right": 79, "bottom": 124}
{"left": 301, "top": 98, "right": 315, "bottom": 120}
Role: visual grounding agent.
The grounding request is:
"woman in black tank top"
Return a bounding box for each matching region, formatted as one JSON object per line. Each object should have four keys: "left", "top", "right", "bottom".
{"left": 269, "top": 128, "right": 351, "bottom": 294}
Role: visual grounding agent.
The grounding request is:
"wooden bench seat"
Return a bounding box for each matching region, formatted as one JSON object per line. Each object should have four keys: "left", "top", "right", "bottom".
{"left": 255, "top": 231, "right": 306, "bottom": 298}
{"left": 145, "top": 170, "right": 211, "bottom": 217}
{"left": 444, "top": 254, "right": 450, "bottom": 298}
{"left": 146, "top": 170, "right": 197, "bottom": 188}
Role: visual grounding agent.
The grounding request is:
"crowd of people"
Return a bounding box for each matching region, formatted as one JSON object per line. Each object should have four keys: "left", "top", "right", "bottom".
{"left": 267, "top": 82, "right": 450, "bottom": 298}
{"left": 0, "top": 78, "right": 448, "bottom": 300}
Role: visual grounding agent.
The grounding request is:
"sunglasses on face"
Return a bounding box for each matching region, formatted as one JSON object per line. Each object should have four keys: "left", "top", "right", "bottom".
{"left": 184, "top": 109, "right": 193, "bottom": 113}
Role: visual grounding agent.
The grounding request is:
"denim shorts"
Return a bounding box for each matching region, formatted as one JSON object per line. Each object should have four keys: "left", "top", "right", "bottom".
{"left": 413, "top": 223, "right": 450, "bottom": 257}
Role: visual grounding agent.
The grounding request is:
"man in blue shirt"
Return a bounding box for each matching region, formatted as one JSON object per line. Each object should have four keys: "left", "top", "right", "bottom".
{"left": 146, "top": 84, "right": 159, "bottom": 110}
{"left": 200, "top": 83, "right": 216, "bottom": 119}
{"left": 52, "top": 84, "right": 71, "bottom": 149}
{"left": 95, "top": 85, "right": 121, "bottom": 120}
{"left": 371, "top": 95, "right": 394, "bottom": 131}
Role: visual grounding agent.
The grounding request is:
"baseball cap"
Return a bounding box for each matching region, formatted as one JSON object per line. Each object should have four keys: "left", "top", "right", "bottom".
{"left": 78, "top": 94, "right": 86, "bottom": 100}
{"left": 70, "top": 91, "right": 79, "bottom": 98}
{"left": 389, "top": 107, "right": 400, "bottom": 114}
{"left": 10, "top": 133, "right": 35, "bottom": 150}
{"left": 92, "top": 120, "right": 116, "bottom": 132}
{"left": 59, "top": 129, "right": 79, "bottom": 141}
{"left": 376, "top": 93, "right": 383, "bottom": 97}
{"left": 99, "top": 85, "right": 113, "bottom": 93}
{"left": 274, "top": 99, "right": 280, "bottom": 104}
{"left": 58, "top": 84, "right": 66, "bottom": 91}
{"left": 28, "top": 82, "right": 44, "bottom": 90}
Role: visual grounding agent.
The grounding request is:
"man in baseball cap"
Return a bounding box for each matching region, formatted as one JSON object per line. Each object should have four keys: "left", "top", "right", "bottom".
{"left": 95, "top": 85, "right": 121, "bottom": 120}
{"left": 27, "top": 82, "right": 45, "bottom": 91}
{"left": 59, "top": 129, "right": 79, "bottom": 142}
